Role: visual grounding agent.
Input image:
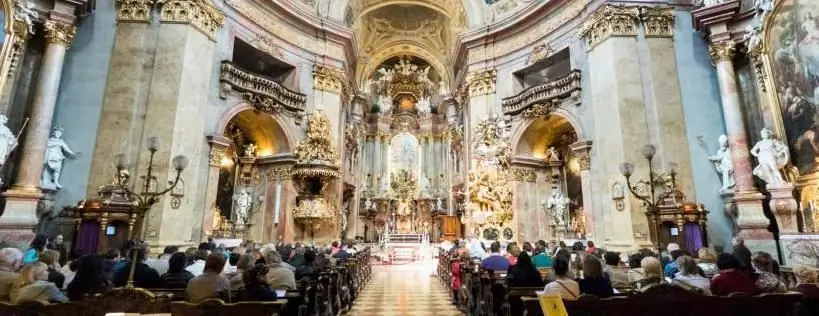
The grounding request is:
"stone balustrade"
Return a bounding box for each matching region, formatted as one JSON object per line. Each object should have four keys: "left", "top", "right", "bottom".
{"left": 219, "top": 61, "right": 307, "bottom": 114}
{"left": 500, "top": 70, "right": 582, "bottom": 116}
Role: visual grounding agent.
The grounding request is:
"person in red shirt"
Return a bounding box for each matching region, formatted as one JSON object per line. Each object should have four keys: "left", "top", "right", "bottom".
{"left": 710, "top": 253, "right": 759, "bottom": 296}
{"left": 451, "top": 251, "right": 469, "bottom": 305}
{"left": 585, "top": 241, "right": 597, "bottom": 255}
{"left": 506, "top": 244, "right": 520, "bottom": 266}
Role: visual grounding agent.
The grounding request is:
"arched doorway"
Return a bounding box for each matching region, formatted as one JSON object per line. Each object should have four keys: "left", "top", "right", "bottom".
{"left": 205, "top": 105, "right": 294, "bottom": 243}
{"left": 512, "top": 112, "right": 591, "bottom": 243}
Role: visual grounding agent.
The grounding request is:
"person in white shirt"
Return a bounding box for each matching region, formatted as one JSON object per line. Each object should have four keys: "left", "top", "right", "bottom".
{"left": 185, "top": 250, "right": 209, "bottom": 277}
{"left": 146, "top": 246, "right": 177, "bottom": 276}
{"left": 542, "top": 257, "right": 580, "bottom": 300}
{"left": 671, "top": 256, "right": 711, "bottom": 295}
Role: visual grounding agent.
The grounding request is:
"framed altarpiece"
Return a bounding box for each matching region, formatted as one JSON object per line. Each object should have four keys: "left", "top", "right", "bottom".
{"left": 0, "top": 0, "right": 28, "bottom": 92}
{"left": 759, "top": 0, "right": 819, "bottom": 233}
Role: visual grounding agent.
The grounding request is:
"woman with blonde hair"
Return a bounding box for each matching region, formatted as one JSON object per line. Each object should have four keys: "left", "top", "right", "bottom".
{"left": 697, "top": 248, "right": 719, "bottom": 278}
{"left": 10, "top": 263, "right": 67, "bottom": 303}
{"left": 634, "top": 256, "right": 664, "bottom": 291}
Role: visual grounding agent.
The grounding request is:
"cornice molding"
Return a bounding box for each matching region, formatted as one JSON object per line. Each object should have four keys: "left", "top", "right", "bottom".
{"left": 578, "top": 4, "right": 641, "bottom": 49}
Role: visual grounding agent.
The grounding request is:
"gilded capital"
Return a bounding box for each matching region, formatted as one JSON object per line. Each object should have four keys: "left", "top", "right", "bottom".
{"left": 640, "top": 6, "right": 674, "bottom": 38}
{"left": 157, "top": 0, "right": 225, "bottom": 40}
{"left": 579, "top": 4, "right": 641, "bottom": 48}
{"left": 208, "top": 147, "right": 226, "bottom": 166}
{"left": 44, "top": 21, "right": 77, "bottom": 48}
{"left": 709, "top": 40, "right": 736, "bottom": 64}
{"left": 465, "top": 69, "right": 497, "bottom": 97}
{"left": 117, "top": 0, "right": 155, "bottom": 23}
{"left": 313, "top": 65, "right": 347, "bottom": 94}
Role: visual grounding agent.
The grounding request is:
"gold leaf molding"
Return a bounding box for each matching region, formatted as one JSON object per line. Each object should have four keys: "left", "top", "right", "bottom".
{"left": 44, "top": 21, "right": 77, "bottom": 48}
{"left": 158, "top": 0, "right": 225, "bottom": 40}
{"left": 313, "top": 65, "right": 347, "bottom": 94}
{"left": 708, "top": 40, "right": 735, "bottom": 64}
{"left": 579, "top": 4, "right": 641, "bottom": 48}
{"left": 465, "top": 69, "right": 497, "bottom": 97}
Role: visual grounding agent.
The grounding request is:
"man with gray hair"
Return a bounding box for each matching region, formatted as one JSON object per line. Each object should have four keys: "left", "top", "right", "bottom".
{"left": 0, "top": 248, "right": 23, "bottom": 300}
{"left": 264, "top": 250, "right": 296, "bottom": 289}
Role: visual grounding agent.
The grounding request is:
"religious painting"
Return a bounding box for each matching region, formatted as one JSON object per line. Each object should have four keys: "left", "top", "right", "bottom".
{"left": 765, "top": 0, "right": 819, "bottom": 174}
{"left": 390, "top": 132, "right": 419, "bottom": 173}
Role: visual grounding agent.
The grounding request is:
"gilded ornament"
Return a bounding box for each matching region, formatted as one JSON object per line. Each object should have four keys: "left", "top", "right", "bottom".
{"left": 156, "top": 0, "right": 225, "bottom": 40}
{"left": 708, "top": 40, "right": 736, "bottom": 64}
{"left": 292, "top": 197, "right": 335, "bottom": 224}
{"left": 117, "top": 0, "right": 155, "bottom": 22}
{"left": 294, "top": 108, "right": 340, "bottom": 168}
{"left": 528, "top": 42, "right": 553, "bottom": 65}
{"left": 742, "top": 26, "right": 767, "bottom": 92}
{"left": 465, "top": 69, "right": 497, "bottom": 97}
{"left": 522, "top": 102, "right": 557, "bottom": 119}
{"left": 472, "top": 114, "right": 512, "bottom": 169}
{"left": 506, "top": 168, "right": 536, "bottom": 182}
{"left": 578, "top": 4, "right": 641, "bottom": 48}
{"left": 265, "top": 167, "right": 293, "bottom": 181}
{"left": 639, "top": 6, "right": 674, "bottom": 38}
{"left": 313, "top": 65, "right": 347, "bottom": 94}
{"left": 208, "top": 147, "right": 225, "bottom": 166}
{"left": 44, "top": 21, "right": 77, "bottom": 48}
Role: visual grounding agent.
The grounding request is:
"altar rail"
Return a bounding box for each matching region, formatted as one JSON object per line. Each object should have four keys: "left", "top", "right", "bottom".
{"left": 384, "top": 233, "right": 426, "bottom": 245}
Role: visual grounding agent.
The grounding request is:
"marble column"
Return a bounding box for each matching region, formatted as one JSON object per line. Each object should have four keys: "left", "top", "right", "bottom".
{"left": 1, "top": 21, "right": 76, "bottom": 246}
{"left": 570, "top": 140, "right": 594, "bottom": 239}
{"left": 465, "top": 69, "right": 497, "bottom": 170}
{"left": 200, "top": 135, "right": 231, "bottom": 241}
{"left": 709, "top": 41, "right": 771, "bottom": 245}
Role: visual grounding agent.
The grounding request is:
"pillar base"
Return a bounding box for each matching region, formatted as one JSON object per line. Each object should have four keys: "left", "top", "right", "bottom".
{"left": 733, "top": 190, "right": 775, "bottom": 252}
{"left": 767, "top": 183, "right": 799, "bottom": 234}
{"left": 721, "top": 192, "right": 738, "bottom": 234}
{"left": 0, "top": 187, "right": 42, "bottom": 247}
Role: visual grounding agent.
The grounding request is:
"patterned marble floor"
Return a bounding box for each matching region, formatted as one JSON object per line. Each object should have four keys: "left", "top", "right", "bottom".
{"left": 348, "top": 261, "right": 464, "bottom": 316}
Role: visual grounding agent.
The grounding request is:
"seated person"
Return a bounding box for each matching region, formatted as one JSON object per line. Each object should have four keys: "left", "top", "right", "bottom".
{"left": 663, "top": 249, "right": 686, "bottom": 278}
{"left": 793, "top": 266, "right": 819, "bottom": 298}
{"left": 634, "top": 256, "right": 665, "bottom": 290}
{"left": 710, "top": 253, "right": 758, "bottom": 296}
{"left": 750, "top": 252, "right": 786, "bottom": 293}
{"left": 160, "top": 252, "right": 195, "bottom": 289}
{"left": 543, "top": 257, "right": 580, "bottom": 300}
{"left": 531, "top": 250, "right": 553, "bottom": 269}
{"left": 697, "top": 248, "right": 719, "bottom": 279}
{"left": 626, "top": 253, "right": 646, "bottom": 283}
{"left": 10, "top": 263, "right": 68, "bottom": 303}
{"left": 506, "top": 244, "right": 519, "bottom": 266}
{"left": 506, "top": 252, "right": 545, "bottom": 287}
{"left": 241, "top": 264, "right": 278, "bottom": 301}
{"left": 602, "top": 251, "right": 629, "bottom": 288}
{"left": 39, "top": 250, "right": 65, "bottom": 289}
{"left": 265, "top": 251, "right": 296, "bottom": 290}
{"left": 578, "top": 256, "right": 614, "bottom": 298}
{"left": 481, "top": 242, "right": 510, "bottom": 272}
{"left": 186, "top": 253, "right": 231, "bottom": 302}
{"left": 0, "top": 248, "right": 24, "bottom": 301}
{"left": 295, "top": 250, "right": 319, "bottom": 281}
{"left": 66, "top": 255, "right": 112, "bottom": 301}
{"left": 671, "top": 256, "right": 711, "bottom": 295}
{"left": 112, "top": 247, "right": 160, "bottom": 288}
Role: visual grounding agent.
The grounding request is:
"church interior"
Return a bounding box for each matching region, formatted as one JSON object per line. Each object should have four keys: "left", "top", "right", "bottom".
{"left": 0, "top": 0, "right": 817, "bottom": 315}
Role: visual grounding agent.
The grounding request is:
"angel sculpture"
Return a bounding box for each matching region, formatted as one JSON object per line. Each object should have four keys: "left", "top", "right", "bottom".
{"left": 754, "top": 0, "right": 773, "bottom": 23}
{"left": 750, "top": 128, "right": 790, "bottom": 185}
{"left": 709, "top": 134, "right": 735, "bottom": 193}
{"left": 743, "top": 25, "right": 763, "bottom": 53}
{"left": 14, "top": 0, "right": 38, "bottom": 35}
{"left": 416, "top": 96, "right": 431, "bottom": 115}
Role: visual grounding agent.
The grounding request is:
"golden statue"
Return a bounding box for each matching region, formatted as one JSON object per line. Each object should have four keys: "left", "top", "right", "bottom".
{"left": 294, "top": 109, "right": 339, "bottom": 167}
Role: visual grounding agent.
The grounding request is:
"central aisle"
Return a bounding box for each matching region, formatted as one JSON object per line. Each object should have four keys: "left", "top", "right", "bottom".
{"left": 348, "top": 261, "right": 463, "bottom": 316}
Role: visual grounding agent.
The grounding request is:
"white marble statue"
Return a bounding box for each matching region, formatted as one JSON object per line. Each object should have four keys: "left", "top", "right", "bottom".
{"left": 743, "top": 25, "right": 763, "bottom": 53}
{"left": 416, "top": 96, "right": 431, "bottom": 115}
{"left": 546, "top": 189, "right": 570, "bottom": 227}
{"left": 435, "top": 197, "right": 443, "bottom": 211}
{"left": 41, "top": 128, "right": 78, "bottom": 190}
{"left": 234, "top": 188, "right": 252, "bottom": 225}
{"left": 364, "top": 198, "right": 373, "bottom": 210}
{"left": 750, "top": 128, "right": 790, "bottom": 185}
{"left": 244, "top": 143, "right": 257, "bottom": 157}
{"left": 692, "top": 0, "right": 725, "bottom": 7}
{"left": 754, "top": 0, "right": 774, "bottom": 23}
{"left": 13, "top": 0, "right": 38, "bottom": 35}
{"left": 545, "top": 147, "right": 560, "bottom": 162}
{"left": 378, "top": 94, "right": 392, "bottom": 114}
{"left": 0, "top": 115, "right": 19, "bottom": 166}
{"left": 420, "top": 173, "right": 430, "bottom": 195}
{"left": 709, "top": 134, "right": 735, "bottom": 193}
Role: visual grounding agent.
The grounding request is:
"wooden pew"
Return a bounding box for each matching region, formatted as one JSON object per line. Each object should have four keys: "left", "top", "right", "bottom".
{"left": 170, "top": 298, "right": 287, "bottom": 316}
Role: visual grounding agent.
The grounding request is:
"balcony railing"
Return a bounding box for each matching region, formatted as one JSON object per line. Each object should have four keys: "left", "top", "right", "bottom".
{"left": 220, "top": 61, "right": 306, "bottom": 113}
{"left": 501, "top": 70, "right": 581, "bottom": 116}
